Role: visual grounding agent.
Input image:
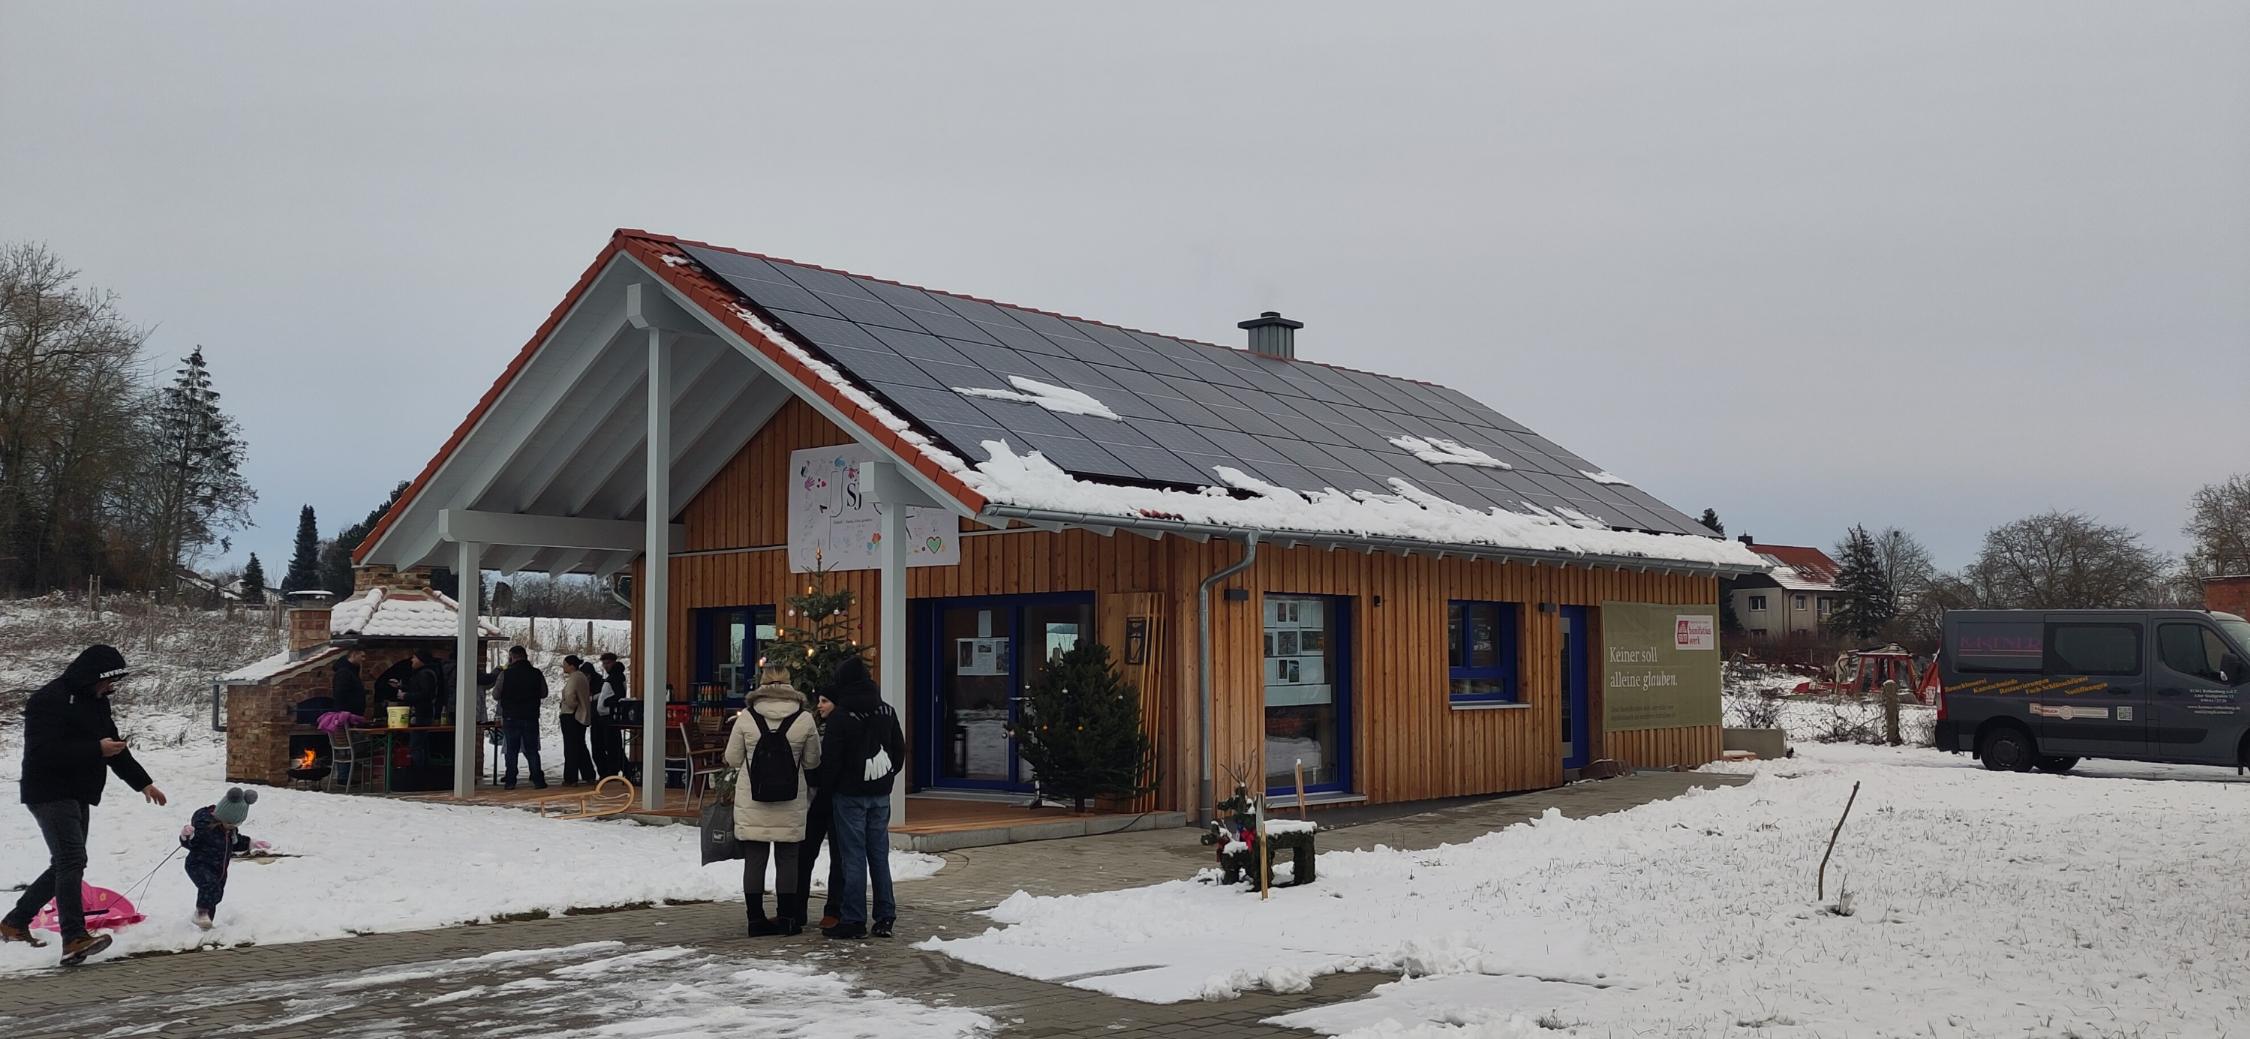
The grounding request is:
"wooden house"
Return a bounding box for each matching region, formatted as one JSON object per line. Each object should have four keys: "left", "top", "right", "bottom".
{"left": 354, "top": 230, "right": 1766, "bottom": 817}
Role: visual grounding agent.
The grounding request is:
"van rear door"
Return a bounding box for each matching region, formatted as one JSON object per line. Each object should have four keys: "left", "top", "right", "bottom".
{"left": 2034, "top": 618, "right": 2150, "bottom": 759}
{"left": 2150, "top": 621, "right": 2244, "bottom": 764}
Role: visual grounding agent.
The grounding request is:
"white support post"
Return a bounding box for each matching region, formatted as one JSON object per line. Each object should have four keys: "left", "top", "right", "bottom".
{"left": 641, "top": 326, "right": 671, "bottom": 811}
{"left": 453, "top": 539, "right": 482, "bottom": 799}
{"left": 866, "top": 462, "right": 933, "bottom": 827}
{"left": 879, "top": 482, "right": 908, "bottom": 826}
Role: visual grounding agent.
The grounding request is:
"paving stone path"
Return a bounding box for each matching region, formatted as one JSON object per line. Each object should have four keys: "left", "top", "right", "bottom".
{"left": 0, "top": 773, "right": 1743, "bottom": 1039}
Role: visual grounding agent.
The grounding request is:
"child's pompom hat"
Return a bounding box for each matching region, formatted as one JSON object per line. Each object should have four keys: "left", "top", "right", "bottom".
{"left": 214, "top": 787, "right": 257, "bottom": 826}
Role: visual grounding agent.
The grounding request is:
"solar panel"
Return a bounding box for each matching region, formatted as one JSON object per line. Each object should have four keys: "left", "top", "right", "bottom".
{"left": 676, "top": 242, "right": 1716, "bottom": 538}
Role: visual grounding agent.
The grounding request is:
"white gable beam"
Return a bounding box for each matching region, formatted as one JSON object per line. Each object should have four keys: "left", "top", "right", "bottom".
{"left": 440, "top": 509, "right": 685, "bottom": 554}
{"left": 455, "top": 305, "right": 631, "bottom": 512}
{"left": 565, "top": 340, "right": 729, "bottom": 518}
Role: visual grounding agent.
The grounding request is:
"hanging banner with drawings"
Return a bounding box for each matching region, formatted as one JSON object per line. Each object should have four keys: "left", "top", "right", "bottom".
{"left": 786, "top": 445, "right": 960, "bottom": 573}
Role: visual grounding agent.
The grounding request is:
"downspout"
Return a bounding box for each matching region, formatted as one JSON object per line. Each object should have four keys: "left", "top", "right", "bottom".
{"left": 1196, "top": 531, "right": 1260, "bottom": 823}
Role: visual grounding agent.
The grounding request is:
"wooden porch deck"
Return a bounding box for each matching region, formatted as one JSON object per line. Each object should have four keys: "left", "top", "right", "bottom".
{"left": 396, "top": 783, "right": 1167, "bottom": 844}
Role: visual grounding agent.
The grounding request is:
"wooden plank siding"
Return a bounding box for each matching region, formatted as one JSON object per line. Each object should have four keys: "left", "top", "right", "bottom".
{"left": 637, "top": 396, "right": 1723, "bottom": 812}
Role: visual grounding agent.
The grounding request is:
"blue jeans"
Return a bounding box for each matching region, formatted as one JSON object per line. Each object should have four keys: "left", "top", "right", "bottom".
{"left": 501, "top": 718, "right": 545, "bottom": 787}
{"left": 831, "top": 794, "right": 894, "bottom": 926}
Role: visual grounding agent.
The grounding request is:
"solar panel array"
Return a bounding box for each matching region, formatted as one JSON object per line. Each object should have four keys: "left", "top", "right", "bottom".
{"left": 681, "top": 244, "right": 1710, "bottom": 536}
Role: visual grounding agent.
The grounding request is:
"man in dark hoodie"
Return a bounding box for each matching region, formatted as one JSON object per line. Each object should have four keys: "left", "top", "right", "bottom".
{"left": 493, "top": 645, "right": 549, "bottom": 790}
{"left": 818, "top": 656, "right": 906, "bottom": 940}
{"left": 330, "top": 648, "right": 368, "bottom": 717}
{"left": 2, "top": 645, "right": 168, "bottom": 966}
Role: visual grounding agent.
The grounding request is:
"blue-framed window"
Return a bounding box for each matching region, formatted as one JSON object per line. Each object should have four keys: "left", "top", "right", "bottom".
{"left": 693, "top": 604, "right": 777, "bottom": 702}
{"left": 1447, "top": 600, "right": 1519, "bottom": 703}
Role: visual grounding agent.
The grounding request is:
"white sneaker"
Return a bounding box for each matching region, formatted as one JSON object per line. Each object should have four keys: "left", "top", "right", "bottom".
{"left": 193, "top": 912, "right": 213, "bottom": 931}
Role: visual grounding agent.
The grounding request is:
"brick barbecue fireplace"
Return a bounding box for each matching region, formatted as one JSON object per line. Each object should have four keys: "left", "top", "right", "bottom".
{"left": 220, "top": 565, "right": 503, "bottom": 788}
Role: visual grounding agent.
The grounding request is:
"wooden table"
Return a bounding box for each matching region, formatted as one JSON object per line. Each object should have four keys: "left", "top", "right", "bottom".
{"left": 351, "top": 723, "right": 500, "bottom": 794}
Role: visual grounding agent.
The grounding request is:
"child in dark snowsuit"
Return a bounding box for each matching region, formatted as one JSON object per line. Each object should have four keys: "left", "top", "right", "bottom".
{"left": 180, "top": 788, "right": 256, "bottom": 929}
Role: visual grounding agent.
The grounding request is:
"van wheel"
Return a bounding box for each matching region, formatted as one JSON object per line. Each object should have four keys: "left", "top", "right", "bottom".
{"left": 1979, "top": 726, "right": 2037, "bottom": 772}
{"left": 2033, "top": 756, "right": 2079, "bottom": 774}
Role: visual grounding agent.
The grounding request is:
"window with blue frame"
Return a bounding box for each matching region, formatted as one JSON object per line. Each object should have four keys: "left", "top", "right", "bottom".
{"left": 693, "top": 604, "right": 777, "bottom": 701}
{"left": 1447, "top": 601, "right": 1519, "bottom": 703}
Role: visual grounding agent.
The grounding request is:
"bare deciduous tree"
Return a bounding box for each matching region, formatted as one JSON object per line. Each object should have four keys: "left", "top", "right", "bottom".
{"left": 2184, "top": 474, "right": 2250, "bottom": 580}
{"left": 1966, "top": 510, "right": 2166, "bottom": 609}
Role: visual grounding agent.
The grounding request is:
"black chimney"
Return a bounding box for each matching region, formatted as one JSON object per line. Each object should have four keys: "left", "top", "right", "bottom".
{"left": 1238, "top": 311, "right": 1303, "bottom": 360}
{"left": 1738, "top": 534, "right": 1755, "bottom": 546}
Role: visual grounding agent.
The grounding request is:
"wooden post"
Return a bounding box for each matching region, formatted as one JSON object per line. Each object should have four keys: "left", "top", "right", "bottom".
{"left": 1258, "top": 791, "right": 1272, "bottom": 901}
{"left": 1293, "top": 759, "right": 1308, "bottom": 821}
{"left": 1880, "top": 680, "right": 1901, "bottom": 746}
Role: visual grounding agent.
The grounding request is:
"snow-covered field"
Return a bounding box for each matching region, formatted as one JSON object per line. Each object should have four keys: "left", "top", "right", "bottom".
{"left": 0, "top": 720, "right": 941, "bottom": 975}
{"left": 927, "top": 744, "right": 2250, "bottom": 1037}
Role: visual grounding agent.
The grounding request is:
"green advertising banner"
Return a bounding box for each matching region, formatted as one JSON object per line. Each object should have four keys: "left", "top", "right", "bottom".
{"left": 1601, "top": 602, "right": 1722, "bottom": 731}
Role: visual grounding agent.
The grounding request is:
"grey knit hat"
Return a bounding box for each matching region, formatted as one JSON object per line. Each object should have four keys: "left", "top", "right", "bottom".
{"left": 214, "top": 787, "right": 257, "bottom": 826}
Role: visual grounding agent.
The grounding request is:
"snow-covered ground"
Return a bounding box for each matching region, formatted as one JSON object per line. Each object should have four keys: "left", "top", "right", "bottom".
{"left": 926, "top": 743, "right": 2250, "bottom": 1037}
{"left": 0, "top": 939, "right": 994, "bottom": 1038}
{"left": 0, "top": 723, "right": 941, "bottom": 975}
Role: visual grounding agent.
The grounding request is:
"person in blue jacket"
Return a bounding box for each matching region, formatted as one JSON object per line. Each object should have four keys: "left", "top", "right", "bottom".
{"left": 180, "top": 788, "right": 256, "bottom": 929}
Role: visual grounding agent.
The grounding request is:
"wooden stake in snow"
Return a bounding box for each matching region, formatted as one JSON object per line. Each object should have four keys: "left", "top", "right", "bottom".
{"left": 1817, "top": 780, "right": 1861, "bottom": 901}
{"left": 1258, "top": 792, "right": 1272, "bottom": 901}
{"left": 1293, "top": 759, "right": 1308, "bottom": 821}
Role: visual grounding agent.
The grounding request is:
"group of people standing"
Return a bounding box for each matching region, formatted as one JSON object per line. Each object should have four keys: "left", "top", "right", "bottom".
{"left": 724, "top": 655, "right": 906, "bottom": 941}
{"left": 325, "top": 646, "right": 634, "bottom": 790}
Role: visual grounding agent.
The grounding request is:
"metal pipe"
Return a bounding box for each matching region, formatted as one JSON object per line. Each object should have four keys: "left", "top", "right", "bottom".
{"left": 979, "top": 505, "right": 1763, "bottom": 578}
{"left": 209, "top": 682, "right": 225, "bottom": 733}
{"left": 1196, "top": 531, "right": 1260, "bottom": 823}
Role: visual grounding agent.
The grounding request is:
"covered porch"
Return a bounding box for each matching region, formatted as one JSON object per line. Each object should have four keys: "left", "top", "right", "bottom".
{"left": 353, "top": 244, "right": 968, "bottom": 821}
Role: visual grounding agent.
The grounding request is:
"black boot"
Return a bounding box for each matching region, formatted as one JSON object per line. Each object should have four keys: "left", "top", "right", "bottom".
{"left": 775, "top": 894, "right": 806, "bottom": 936}
{"left": 746, "top": 895, "right": 783, "bottom": 937}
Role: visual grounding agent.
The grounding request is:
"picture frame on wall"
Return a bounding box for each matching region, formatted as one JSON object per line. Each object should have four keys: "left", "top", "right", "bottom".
{"left": 1286, "top": 658, "right": 1301, "bottom": 684}
{"left": 1277, "top": 630, "right": 1299, "bottom": 657}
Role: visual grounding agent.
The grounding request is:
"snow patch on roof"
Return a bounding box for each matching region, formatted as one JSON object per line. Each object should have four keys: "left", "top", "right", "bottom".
{"left": 1388, "top": 435, "right": 1510, "bottom": 469}
{"left": 954, "top": 376, "right": 1120, "bottom": 420}
{"left": 331, "top": 586, "right": 505, "bottom": 640}
{"left": 1580, "top": 470, "right": 1629, "bottom": 485}
{"left": 961, "top": 441, "right": 1767, "bottom": 568}
{"left": 218, "top": 649, "right": 336, "bottom": 685}
{"left": 659, "top": 254, "right": 693, "bottom": 267}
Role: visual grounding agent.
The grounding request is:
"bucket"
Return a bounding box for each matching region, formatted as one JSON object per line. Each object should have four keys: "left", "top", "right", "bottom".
{"left": 387, "top": 705, "right": 411, "bottom": 729}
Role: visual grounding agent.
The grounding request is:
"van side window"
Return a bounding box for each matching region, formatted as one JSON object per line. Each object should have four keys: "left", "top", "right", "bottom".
{"left": 2157, "top": 624, "right": 2227, "bottom": 681}
{"left": 2045, "top": 623, "right": 2141, "bottom": 675}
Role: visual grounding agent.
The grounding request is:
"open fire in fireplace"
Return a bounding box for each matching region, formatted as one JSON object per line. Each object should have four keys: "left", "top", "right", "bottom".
{"left": 287, "top": 735, "right": 333, "bottom": 784}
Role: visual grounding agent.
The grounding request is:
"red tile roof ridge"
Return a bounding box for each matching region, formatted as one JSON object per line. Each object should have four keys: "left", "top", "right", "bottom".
{"left": 617, "top": 229, "right": 1445, "bottom": 390}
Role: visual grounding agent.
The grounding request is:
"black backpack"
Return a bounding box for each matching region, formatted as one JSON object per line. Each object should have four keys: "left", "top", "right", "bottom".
{"left": 745, "top": 709, "right": 806, "bottom": 803}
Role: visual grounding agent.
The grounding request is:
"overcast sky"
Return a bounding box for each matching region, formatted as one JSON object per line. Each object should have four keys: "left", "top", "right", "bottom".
{"left": 3, "top": 1, "right": 2244, "bottom": 574}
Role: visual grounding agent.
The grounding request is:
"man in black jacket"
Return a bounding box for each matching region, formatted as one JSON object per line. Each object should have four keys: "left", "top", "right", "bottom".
{"left": 330, "top": 649, "right": 368, "bottom": 717}
{"left": 818, "top": 656, "right": 906, "bottom": 940}
{"left": 493, "top": 646, "right": 549, "bottom": 790}
{"left": 2, "top": 645, "right": 168, "bottom": 966}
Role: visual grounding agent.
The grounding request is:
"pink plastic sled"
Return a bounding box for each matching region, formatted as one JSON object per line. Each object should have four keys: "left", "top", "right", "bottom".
{"left": 29, "top": 882, "right": 145, "bottom": 932}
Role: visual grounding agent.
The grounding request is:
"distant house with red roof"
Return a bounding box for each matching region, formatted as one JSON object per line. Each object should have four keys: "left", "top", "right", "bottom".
{"left": 1728, "top": 537, "right": 1840, "bottom": 636}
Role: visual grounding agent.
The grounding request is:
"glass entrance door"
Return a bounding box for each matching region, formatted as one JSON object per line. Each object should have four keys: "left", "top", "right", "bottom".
{"left": 1264, "top": 595, "right": 1350, "bottom": 795}
{"left": 922, "top": 595, "right": 1095, "bottom": 792}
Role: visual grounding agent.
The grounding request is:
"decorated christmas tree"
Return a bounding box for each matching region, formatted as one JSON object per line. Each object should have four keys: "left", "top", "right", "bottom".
{"left": 763, "top": 562, "right": 865, "bottom": 701}
{"left": 1015, "top": 641, "right": 1152, "bottom": 812}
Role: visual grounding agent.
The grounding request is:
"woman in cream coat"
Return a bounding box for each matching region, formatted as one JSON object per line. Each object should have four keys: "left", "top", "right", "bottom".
{"left": 723, "top": 663, "right": 822, "bottom": 936}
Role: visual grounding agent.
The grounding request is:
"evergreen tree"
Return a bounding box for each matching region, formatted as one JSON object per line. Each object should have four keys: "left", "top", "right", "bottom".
{"left": 320, "top": 481, "right": 413, "bottom": 597}
{"left": 1827, "top": 525, "right": 1897, "bottom": 641}
{"left": 143, "top": 347, "right": 255, "bottom": 601}
{"left": 763, "top": 564, "right": 866, "bottom": 701}
{"left": 239, "top": 553, "right": 268, "bottom": 605}
{"left": 1014, "top": 641, "right": 1153, "bottom": 812}
{"left": 282, "top": 504, "right": 322, "bottom": 593}
{"left": 1699, "top": 508, "right": 1725, "bottom": 536}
